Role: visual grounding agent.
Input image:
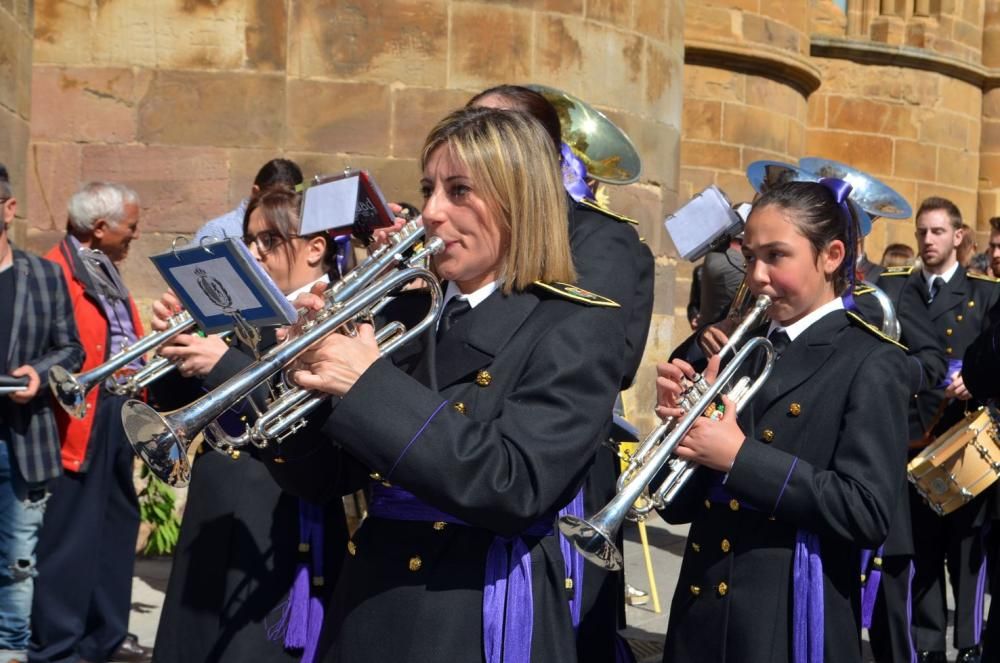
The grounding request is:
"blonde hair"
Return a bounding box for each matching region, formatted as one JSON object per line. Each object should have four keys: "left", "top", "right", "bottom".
{"left": 421, "top": 107, "right": 574, "bottom": 294}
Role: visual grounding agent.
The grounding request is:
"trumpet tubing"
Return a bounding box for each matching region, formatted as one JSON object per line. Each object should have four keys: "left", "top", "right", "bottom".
{"left": 124, "top": 226, "right": 444, "bottom": 487}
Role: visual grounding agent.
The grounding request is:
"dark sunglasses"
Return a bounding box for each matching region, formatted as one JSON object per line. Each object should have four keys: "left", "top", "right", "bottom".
{"left": 242, "top": 230, "right": 298, "bottom": 254}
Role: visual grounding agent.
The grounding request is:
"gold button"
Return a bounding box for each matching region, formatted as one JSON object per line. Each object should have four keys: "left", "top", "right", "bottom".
{"left": 273, "top": 457, "right": 285, "bottom": 464}
{"left": 762, "top": 429, "right": 775, "bottom": 443}
{"left": 691, "top": 542, "right": 701, "bottom": 552}
{"left": 381, "top": 480, "right": 393, "bottom": 488}
{"left": 347, "top": 541, "right": 356, "bottom": 556}
{"left": 717, "top": 582, "right": 729, "bottom": 596}
{"left": 408, "top": 555, "right": 423, "bottom": 572}
{"left": 946, "top": 328, "right": 953, "bottom": 336}
{"left": 789, "top": 403, "right": 801, "bottom": 416}
{"left": 229, "top": 450, "right": 240, "bottom": 460}
{"left": 369, "top": 472, "right": 382, "bottom": 480}
{"left": 475, "top": 370, "right": 492, "bottom": 387}
{"left": 453, "top": 402, "right": 467, "bottom": 415}
{"left": 957, "top": 314, "right": 964, "bottom": 321}
{"left": 968, "top": 300, "right": 975, "bottom": 308}
{"left": 565, "top": 578, "right": 574, "bottom": 590}
{"left": 690, "top": 585, "right": 701, "bottom": 596}
{"left": 312, "top": 575, "right": 325, "bottom": 587}
{"left": 432, "top": 521, "right": 447, "bottom": 531}
{"left": 729, "top": 499, "right": 740, "bottom": 511}
{"left": 704, "top": 499, "right": 711, "bottom": 509}
{"left": 873, "top": 556, "right": 883, "bottom": 569}
{"left": 721, "top": 538, "right": 731, "bottom": 553}
{"left": 946, "top": 347, "right": 953, "bottom": 355}
{"left": 298, "top": 542, "right": 310, "bottom": 553}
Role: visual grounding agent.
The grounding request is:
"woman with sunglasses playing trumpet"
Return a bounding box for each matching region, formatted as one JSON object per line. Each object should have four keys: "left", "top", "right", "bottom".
{"left": 264, "top": 107, "right": 624, "bottom": 663}
{"left": 149, "top": 186, "right": 350, "bottom": 663}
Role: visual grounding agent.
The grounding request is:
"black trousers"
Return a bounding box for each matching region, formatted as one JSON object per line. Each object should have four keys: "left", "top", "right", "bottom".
{"left": 868, "top": 556, "right": 916, "bottom": 663}
{"left": 910, "top": 487, "right": 989, "bottom": 651}
{"left": 29, "top": 395, "right": 140, "bottom": 663}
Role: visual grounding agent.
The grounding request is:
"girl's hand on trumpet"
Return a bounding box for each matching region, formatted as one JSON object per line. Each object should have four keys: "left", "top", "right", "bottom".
{"left": 673, "top": 394, "right": 745, "bottom": 473}
{"left": 158, "top": 334, "right": 229, "bottom": 378}
{"left": 151, "top": 290, "right": 185, "bottom": 332}
{"left": 654, "top": 355, "right": 721, "bottom": 420}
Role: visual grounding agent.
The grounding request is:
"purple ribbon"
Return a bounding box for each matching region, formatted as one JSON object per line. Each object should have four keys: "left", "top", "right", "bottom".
{"left": 560, "top": 143, "right": 593, "bottom": 202}
{"left": 333, "top": 235, "right": 353, "bottom": 280}
{"left": 557, "top": 489, "right": 585, "bottom": 629}
{"left": 938, "top": 358, "right": 964, "bottom": 388}
{"left": 368, "top": 484, "right": 554, "bottom": 663}
{"left": 820, "top": 178, "right": 858, "bottom": 312}
{"left": 270, "top": 500, "right": 326, "bottom": 663}
{"left": 793, "top": 530, "right": 824, "bottom": 663}
{"left": 859, "top": 546, "right": 884, "bottom": 629}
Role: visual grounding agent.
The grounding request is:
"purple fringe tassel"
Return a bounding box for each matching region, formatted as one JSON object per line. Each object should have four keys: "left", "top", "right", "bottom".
{"left": 793, "top": 530, "right": 824, "bottom": 663}
{"left": 269, "top": 500, "right": 325, "bottom": 663}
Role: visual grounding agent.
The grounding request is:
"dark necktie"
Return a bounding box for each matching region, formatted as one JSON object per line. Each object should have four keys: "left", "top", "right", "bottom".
{"left": 438, "top": 297, "right": 471, "bottom": 339}
{"left": 767, "top": 328, "right": 791, "bottom": 358}
{"left": 928, "top": 276, "right": 943, "bottom": 304}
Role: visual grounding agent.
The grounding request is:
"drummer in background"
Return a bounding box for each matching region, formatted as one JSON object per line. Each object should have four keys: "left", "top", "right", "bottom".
{"left": 466, "top": 84, "right": 655, "bottom": 663}
{"left": 883, "top": 197, "right": 1000, "bottom": 663}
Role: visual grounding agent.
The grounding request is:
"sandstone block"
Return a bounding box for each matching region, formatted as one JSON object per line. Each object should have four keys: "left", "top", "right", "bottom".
{"left": 937, "top": 76, "right": 982, "bottom": 116}
{"left": 450, "top": 3, "right": 532, "bottom": 90}
{"left": 741, "top": 147, "right": 791, "bottom": 170}
{"left": 893, "top": 140, "right": 937, "bottom": 182}
{"left": 745, "top": 77, "right": 805, "bottom": 119}
{"left": 683, "top": 140, "right": 741, "bottom": 170}
{"left": 0, "top": 8, "right": 22, "bottom": 115}
{"left": 225, "top": 147, "right": 281, "bottom": 207}
{"left": 634, "top": 0, "right": 667, "bottom": 40}
{"left": 80, "top": 145, "right": 231, "bottom": 234}
{"left": 981, "top": 120, "right": 1000, "bottom": 152}
{"left": 31, "top": 66, "right": 153, "bottom": 144}
{"left": 246, "top": 0, "right": 287, "bottom": 71}
{"left": 978, "top": 154, "right": 1000, "bottom": 189}
{"left": 985, "top": 90, "right": 1000, "bottom": 119}
{"left": 935, "top": 146, "right": 979, "bottom": 189}
{"left": 26, "top": 142, "right": 82, "bottom": 232}
{"left": 722, "top": 103, "right": 789, "bottom": 155}
{"left": 646, "top": 40, "right": 682, "bottom": 121}
{"left": 289, "top": 0, "right": 447, "bottom": 87}
{"left": 21, "top": 227, "right": 64, "bottom": 257}
{"left": 684, "top": 4, "right": 739, "bottom": 44}
{"left": 918, "top": 110, "right": 969, "bottom": 148}
{"left": 978, "top": 190, "right": 1000, "bottom": 222}
{"left": 787, "top": 121, "right": 805, "bottom": 157}
{"left": 684, "top": 99, "right": 722, "bottom": 141}
{"left": 879, "top": 176, "right": 918, "bottom": 214}
{"left": 286, "top": 80, "right": 391, "bottom": 155}
{"left": 759, "top": 0, "right": 808, "bottom": 34}
{"left": 742, "top": 13, "right": 803, "bottom": 54}
{"left": 807, "top": 94, "right": 827, "bottom": 128}
{"left": 805, "top": 130, "right": 893, "bottom": 175}
{"left": 716, "top": 171, "right": 755, "bottom": 205}
{"left": 392, "top": 87, "right": 471, "bottom": 160}
{"left": 603, "top": 111, "right": 680, "bottom": 191}
{"left": 138, "top": 71, "right": 284, "bottom": 149}
{"left": 117, "top": 234, "right": 178, "bottom": 301}
{"left": 587, "top": 0, "right": 630, "bottom": 29}
{"left": 826, "top": 97, "right": 918, "bottom": 139}
{"left": 684, "top": 65, "right": 745, "bottom": 104}
{"left": 34, "top": 0, "right": 93, "bottom": 66}
{"left": 984, "top": 25, "right": 1000, "bottom": 68}
{"left": 953, "top": 18, "right": 982, "bottom": 54}
{"left": 915, "top": 182, "right": 976, "bottom": 222}
{"left": 679, "top": 166, "right": 717, "bottom": 202}
{"left": 534, "top": 14, "right": 644, "bottom": 111}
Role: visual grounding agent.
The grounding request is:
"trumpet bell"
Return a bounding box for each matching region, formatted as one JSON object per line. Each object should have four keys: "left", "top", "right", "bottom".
{"left": 557, "top": 515, "right": 624, "bottom": 571}
{"left": 49, "top": 365, "right": 89, "bottom": 419}
{"left": 121, "top": 400, "right": 191, "bottom": 487}
{"left": 526, "top": 84, "right": 641, "bottom": 185}
{"left": 799, "top": 157, "right": 912, "bottom": 220}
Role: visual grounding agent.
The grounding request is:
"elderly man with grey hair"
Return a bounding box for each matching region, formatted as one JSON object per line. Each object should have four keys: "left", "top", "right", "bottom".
{"left": 33, "top": 182, "right": 152, "bottom": 663}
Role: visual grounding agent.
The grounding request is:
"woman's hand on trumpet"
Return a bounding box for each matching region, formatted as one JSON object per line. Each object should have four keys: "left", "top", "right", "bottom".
{"left": 151, "top": 290, "right": 185, "bottom": 332}
{"left": 158, "top": 334, "right": 229, "bottom": 378}
{"left": 286, "top": 291, "right": 380, "bottom": 397}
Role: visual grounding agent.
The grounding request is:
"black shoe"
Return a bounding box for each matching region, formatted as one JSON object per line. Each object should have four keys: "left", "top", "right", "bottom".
{"left": 916, "top": 652, "right": 947, "bottom": 663}
{"left": 107, "top": 634, "right": 153, "bottom": 663}
{"left": 956, "top": 646, "right": 982, "bottom": 663}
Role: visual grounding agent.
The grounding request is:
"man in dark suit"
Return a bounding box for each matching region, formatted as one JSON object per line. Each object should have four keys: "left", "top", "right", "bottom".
{"left": 0, "top": 163, "right": 83, "bottom": 663}
{"left": 890, "top": 197, "right": 1000, "bottom": 663}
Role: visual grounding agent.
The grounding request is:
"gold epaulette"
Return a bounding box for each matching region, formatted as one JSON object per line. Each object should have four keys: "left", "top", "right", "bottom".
{"left": 853, "top": 284, "right": 875, "bottom": 296}
{"left": 880, "top": 266, "right": 914, "bottom": 277}
{"left": 968, "top": 271, "right": 1000, "bottom": 283}
{"left": 846, "top": 311, "right": 908, "bottom": 351}
{"left": 577, "top": 199, "right": 638, "bottom": 225}
{"left": 533, "top": 281, "right": 620, "bottom": 307}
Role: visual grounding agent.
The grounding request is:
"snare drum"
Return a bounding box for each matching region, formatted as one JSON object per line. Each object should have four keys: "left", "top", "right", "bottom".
{"left": 907, "top": 408, "right": 1000, "bottom": 516}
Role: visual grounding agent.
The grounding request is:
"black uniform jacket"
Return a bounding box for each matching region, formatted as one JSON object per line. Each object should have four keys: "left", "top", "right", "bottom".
{"left": 661, "top": 310, "right": 910, "bottom": 663}
{"left": 268, "top": 285, "right": 623, "bottom": 663}
{"left": 569, "top": 199, "right": 654, "bottom": 388}
{"left": 152, "top": 331, "right": 347, "bottom": 663}
{"left": 963, "top": 307, "right": 1000, "bottom": 401}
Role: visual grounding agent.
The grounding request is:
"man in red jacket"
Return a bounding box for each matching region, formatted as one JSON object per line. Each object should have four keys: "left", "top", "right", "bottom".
{"left": 31, "top": 182, "right": 151, "bottom": 663}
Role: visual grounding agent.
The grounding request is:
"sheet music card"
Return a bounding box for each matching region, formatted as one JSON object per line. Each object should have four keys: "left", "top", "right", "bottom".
{"left": 299, "top": 170, "right": 394, "bottom": 242}
{"left": 150, "top": 238, "right": 298, "bottom": 334}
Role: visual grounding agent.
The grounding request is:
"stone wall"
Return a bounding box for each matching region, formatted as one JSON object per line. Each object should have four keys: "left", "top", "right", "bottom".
{"left": 0, "top": 0, "right": 33, "bottom": 245}
{"left": 27, "top": 0, "right": 686, "bottom": 431}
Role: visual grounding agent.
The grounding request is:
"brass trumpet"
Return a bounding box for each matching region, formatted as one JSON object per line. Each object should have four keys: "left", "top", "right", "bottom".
{"left": 558, "top": 295, "right": 775, "bottom": 570}
{"left": 122, "top": 223, "right": 444, "bottom": 487}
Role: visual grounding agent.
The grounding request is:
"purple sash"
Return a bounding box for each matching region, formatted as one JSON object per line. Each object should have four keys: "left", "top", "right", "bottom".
{"left": 859, "top": 547, "right": 884, "bottom": 630}
{"left": 557, "top": 490, "right": 585, "bottom": 629}
{"left": 368, "top": 484, "right": 559, "bottom": 663}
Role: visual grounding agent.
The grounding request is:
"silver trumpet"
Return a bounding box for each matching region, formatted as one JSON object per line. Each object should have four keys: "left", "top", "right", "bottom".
{"left": 559, "top": 295, "right": 776, "bottom": 570}
{"left": 122, "top": 225, "right": 444, "bottom": 487}
{"left": 49, "top": 313, "right": 203, "bottom": 419}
